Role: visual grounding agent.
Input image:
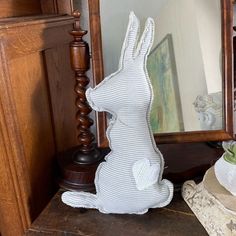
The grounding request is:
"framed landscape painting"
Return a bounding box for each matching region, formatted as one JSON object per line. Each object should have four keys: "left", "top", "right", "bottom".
{"left": 147, "top": 34, "right": 184, "bottom": 133}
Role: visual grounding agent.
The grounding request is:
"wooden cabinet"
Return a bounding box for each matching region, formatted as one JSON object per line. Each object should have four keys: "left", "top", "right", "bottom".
{"left": 0, "top": 11, "right": 77, "bottom": 236}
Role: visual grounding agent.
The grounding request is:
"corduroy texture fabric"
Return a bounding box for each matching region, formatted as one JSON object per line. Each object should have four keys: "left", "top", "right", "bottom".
{"left": 61, "top": 12, "right": 173, "bottom": 214}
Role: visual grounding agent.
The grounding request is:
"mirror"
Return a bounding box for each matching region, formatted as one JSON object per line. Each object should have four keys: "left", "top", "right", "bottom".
{"left": 88, "top": 0, "right": 234, "bottom": 147}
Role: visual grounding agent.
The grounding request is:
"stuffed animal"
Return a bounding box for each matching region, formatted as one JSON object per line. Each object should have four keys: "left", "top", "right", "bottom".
{"left": 62, "top": 12, "right": 173, "bottom": 214}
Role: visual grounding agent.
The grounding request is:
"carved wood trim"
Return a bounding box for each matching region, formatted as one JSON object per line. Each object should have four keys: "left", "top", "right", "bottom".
{"left": 0, "top": 42, "right": 31, "bottom": 235}
{"left": 0, "top": 0, "right": 42, "bottom": 18}
{"left": 0, "top": 15, "right": 75, "bottom": 235}
{"left": 56, "top": 10, "right": 106, "bottom": 191}
{"left": 70, "top": 11, "right": 95, "bottom": 153}
{"left": 41, "top": 0, "right": 74, "bottom": 15}
{"left": 0, "top": 16, "right": 74, "bottom": 60}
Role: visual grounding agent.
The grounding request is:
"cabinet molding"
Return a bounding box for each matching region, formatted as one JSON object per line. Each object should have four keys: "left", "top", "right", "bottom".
{"left": 0, "top": 15, "right": 76, "bottom": 235}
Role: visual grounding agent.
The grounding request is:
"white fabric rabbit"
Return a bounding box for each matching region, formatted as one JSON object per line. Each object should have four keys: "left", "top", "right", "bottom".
{"left": 62, "top": 12, "right": 173, "bottom": 214}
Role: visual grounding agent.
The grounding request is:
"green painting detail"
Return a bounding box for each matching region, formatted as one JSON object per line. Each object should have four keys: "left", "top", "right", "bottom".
{"left": 147, "top": 34, "right": 184, "bottom": 133}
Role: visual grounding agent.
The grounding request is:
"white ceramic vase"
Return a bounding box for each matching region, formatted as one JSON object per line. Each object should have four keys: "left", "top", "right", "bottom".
{"left": 214, "top": 141, "right": 236, "bottom": 196}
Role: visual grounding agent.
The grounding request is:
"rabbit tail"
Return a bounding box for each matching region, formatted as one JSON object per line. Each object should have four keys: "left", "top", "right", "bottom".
{"left": 61, "top": 191, "right": 98, "bottom": 209}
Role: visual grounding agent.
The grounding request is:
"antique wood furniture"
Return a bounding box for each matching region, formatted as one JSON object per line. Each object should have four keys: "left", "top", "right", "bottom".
{"left": 26, "top": 190, "right": 207, "bottom": 235}
{"left": 0, "top": 15, "right": 75, "bottom": 235}
{"left": 57, "top": 11, "right": 105, "bottom": 192}
{"left": 0, "top": 1, "right": 77, "bottom": 235}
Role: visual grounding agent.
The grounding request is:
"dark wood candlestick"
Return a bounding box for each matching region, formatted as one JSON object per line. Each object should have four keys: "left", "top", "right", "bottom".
{"left": 70, "top": 10, "right": 101, "bottom": 164}
{"left": 57, "top": 11, "right": 106, "bottom": 191}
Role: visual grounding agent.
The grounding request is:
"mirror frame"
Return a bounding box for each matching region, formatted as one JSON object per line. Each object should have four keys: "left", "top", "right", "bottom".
{"left": 88, "top": 0, "right": 234, "bottom": 148}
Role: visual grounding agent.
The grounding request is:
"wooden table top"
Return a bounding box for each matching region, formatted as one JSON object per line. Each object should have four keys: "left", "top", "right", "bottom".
{"left": 27, "top": 190, "right": 207, "bottom": 236}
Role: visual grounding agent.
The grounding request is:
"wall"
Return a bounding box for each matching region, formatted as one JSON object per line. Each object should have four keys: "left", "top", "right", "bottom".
{"left": 194, "top": 0, "right": 222, "bottom": 93}
{"left": 155, "top": 0, "right": 207, "bottom": 130}
{"left": 100, "top": 0, "right": 166, "bottom": 77}
{"left": 99, "top": 0, "right": 222, "bottom": 131}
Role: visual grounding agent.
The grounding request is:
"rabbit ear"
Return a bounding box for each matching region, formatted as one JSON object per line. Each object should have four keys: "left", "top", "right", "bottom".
{"left": 136, "top": 17, "right": 154, "bottom": 58}
{"left": 119, "top": 12, "right": 140, "bottom": 67}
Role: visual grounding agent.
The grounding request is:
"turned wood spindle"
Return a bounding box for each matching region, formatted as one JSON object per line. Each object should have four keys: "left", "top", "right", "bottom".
{"left": 57, "top": 11, "right": 107, "bottom": 191}
{"left": 70, "top": 11, "right": 93, "bottom": 151}
{"left": 70, "top": 11, "right": 101, "bottom": 164}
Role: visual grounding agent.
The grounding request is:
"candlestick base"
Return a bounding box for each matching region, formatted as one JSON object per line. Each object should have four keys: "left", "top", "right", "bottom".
{"left": 57, "top": 145, "right": 109, "bottom": 191}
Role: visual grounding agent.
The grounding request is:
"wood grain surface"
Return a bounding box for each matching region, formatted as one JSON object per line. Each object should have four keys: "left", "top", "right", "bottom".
{"left": 26, "top": 190, "right": 207, "bottom": 236}
{"left": 0, "top": 0, "right": 42, "bottom": 18}
{"left": 0, "top": 15, "right": 75, "bottom": 236}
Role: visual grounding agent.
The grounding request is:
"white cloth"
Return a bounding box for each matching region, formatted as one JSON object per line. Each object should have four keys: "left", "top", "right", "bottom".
{"left": 62, "top": 12, "right": 173, "bottom": 214}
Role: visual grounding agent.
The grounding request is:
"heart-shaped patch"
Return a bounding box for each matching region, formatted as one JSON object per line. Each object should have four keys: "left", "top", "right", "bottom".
{"left": 132, "top": 158, "right": 160, "bottom": 190}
